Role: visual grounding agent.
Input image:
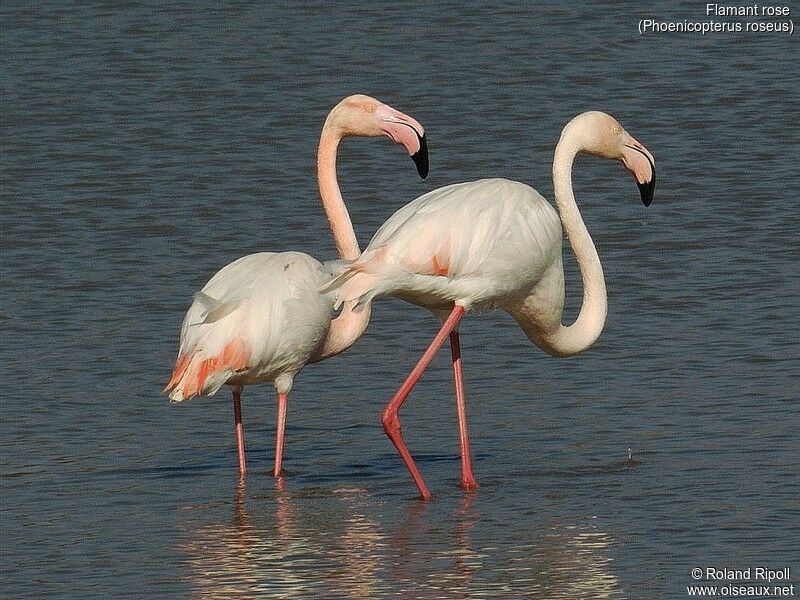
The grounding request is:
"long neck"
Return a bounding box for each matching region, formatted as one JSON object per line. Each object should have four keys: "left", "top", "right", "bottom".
{"left": 313, "top": 123, "right": 371, "bottom": 360}
{"left": 542, "top": 137, "right": 607, "bottom": 356}
{"left": 317, "top": 126, "right": 360, "bottom": 260}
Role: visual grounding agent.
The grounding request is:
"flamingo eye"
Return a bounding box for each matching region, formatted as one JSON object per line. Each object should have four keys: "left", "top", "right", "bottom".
{"left": 366, "top": 105, "right": 375, "bottom": 113}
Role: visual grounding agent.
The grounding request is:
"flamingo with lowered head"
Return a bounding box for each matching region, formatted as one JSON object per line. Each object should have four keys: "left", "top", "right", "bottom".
{"left": 323, "top": 111, "right": 655, "bottom": 499}
{"left": 164, "top": 95, "right": 428, "bottom": 477}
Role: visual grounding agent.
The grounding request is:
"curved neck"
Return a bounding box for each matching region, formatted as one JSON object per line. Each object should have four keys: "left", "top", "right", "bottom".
{"left": 318, "top": 126, "right": 360, "bottom": 260}
{"left": 543, "top": 137, "right": 607, "bottom": 356}
{"left": 312, "top": 301, "right": 371, "bottom": 362}
{"left": 315, "top": 121, "right": 369, "bottom": 359}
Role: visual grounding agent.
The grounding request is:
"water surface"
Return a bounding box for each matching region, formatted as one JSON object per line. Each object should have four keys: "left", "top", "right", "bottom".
{"left": 2, "top": 2, "right": 798, "bottom": 598}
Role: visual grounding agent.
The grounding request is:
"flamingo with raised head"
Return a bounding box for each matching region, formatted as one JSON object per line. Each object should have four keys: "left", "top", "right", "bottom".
{"left": 164, "top": 95, "right": 428, "bottom": 477}
{"left": 324, "top": 111, "right": 655, "bottom": 499}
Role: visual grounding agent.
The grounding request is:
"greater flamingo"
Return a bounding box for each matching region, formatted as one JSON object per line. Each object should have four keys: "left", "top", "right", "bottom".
{"left": 323, "top": 111, "right": 655, "bottom": 499}
{"left": 164, "top": 95, "right": 427, "bottom": 477}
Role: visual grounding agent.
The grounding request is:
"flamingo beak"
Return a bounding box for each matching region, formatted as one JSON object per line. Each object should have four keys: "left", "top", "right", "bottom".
{"left": 639, "top": 173, "right": 655, "bottom": 206}
{"left": 621, "top": 137, "right": 656, "bottom": 206}
{"left": 411, "top": 133, "right": 429, "bottom": 179}
{"left": 377, "top": 105, "right": 429, "bottom": 179}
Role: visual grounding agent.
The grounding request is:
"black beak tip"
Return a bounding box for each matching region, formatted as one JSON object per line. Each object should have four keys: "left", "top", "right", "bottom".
{"left": 638, "top": 181, "right": 654, "bottom": 206}
{"left": 411, "top": 133, "right": 429, "bottom": 179}
{"left": 637, "top": 167, "right": 655, "bottom": 207}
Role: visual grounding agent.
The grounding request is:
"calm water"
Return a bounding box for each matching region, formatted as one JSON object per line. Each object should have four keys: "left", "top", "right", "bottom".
{"left": 2, "top": 2, "right": 798, "bottom": 598}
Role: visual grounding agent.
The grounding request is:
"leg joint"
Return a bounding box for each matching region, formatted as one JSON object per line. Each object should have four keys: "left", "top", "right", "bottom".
{"left": 381, "top": 407, "right": 401, "bottom": 436}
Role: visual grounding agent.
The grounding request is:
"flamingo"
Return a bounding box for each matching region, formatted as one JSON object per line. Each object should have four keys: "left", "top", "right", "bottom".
{"left": 323, "top": 111, "right": 656, "bottom": 499}
{"left": 163, "top": 95, "right": 428, "bottom": 477}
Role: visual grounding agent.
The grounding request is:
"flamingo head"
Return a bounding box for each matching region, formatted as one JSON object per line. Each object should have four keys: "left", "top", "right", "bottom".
{"left": 329, "top": 94, "right": 428, "bottom": 179}
{"left": 566, "top": 111, "right": 656, "bottom": 206}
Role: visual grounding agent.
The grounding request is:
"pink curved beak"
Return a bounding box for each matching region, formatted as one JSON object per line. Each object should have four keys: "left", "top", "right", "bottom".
{"left": 376, "top": 104, "right": 428, "bottom": 178}
{"left": 621, "top": 136, "right": 655, "bottom": 206}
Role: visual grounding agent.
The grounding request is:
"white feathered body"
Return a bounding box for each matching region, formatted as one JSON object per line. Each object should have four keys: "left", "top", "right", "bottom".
{"left": 165, "top": 251, "right": 337, "bottom": 402}
{"left": 326, "top": 178, "right": 566, "bottom": 329}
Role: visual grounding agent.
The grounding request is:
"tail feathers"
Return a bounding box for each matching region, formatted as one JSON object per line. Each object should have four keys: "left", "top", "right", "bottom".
{"left": 319, "top": 247, "right": 401, "bottom": 309}
{"left": 319, "top": 258, "right": 355, "bottom": 279}
{"left": 163, "top": 338, "right": 248, "bottom": 402}
{"left": 320, "top": 262, "right": 364, "bottom": 297}
{"left": 164, "top": 353, "right": 192, "bottom": 392}
{"left": 319, "top": 262, "right": 358, "bottom": 292}
{"left": 318, "top": 261, "right": 384, "bottom": 310}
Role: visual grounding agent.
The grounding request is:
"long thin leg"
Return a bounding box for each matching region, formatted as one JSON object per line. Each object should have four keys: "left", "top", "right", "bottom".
{"left": 382, "top": 305, "right": 466, "bottom": 500}
{"left": 450, "top": 330, "right": 478, "bottom": 491}
{"left": 273, "top": 392, "right": 288, "bottom": 477}
{"left": 232, "top": 387, "right": 247, "bottom": 476}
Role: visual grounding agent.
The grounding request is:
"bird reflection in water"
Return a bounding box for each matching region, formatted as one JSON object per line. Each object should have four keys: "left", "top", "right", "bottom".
{"left": 178, "top": 483, "right": 622, "bottom": 599}
{"left": 178, "top": 479, "right": 386, "bottom": 598}
{"left": 389, "top": 493, "right": 481, "bottom": 595}
{"left": 385, "top": 494, "right": 622, "bottom": 599}
{"left": 506, "top": 518, "right": 621, "bottom": 599}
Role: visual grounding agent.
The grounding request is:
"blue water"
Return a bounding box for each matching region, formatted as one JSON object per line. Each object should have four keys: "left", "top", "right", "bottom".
{"left": 2, "top": 2, "right": 798, "bottom": 598}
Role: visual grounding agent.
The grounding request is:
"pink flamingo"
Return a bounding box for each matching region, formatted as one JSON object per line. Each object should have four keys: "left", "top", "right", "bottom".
{"left": 164, "top": 95, "right": 427, "bottom": 477}
{"left": 324, "top": 111, "right": 656, "bottom": 499}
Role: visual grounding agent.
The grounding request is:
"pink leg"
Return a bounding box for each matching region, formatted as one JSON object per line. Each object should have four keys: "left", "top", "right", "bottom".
{"left": 273, "top": 392, "right": 288, "bottom": 477}
{"left": 232, "top": 388, "right": 247, "bottom": 476}
{"left": 382, "top": 305, "right": 466, "bottom": 500}
{"left": 450, "top": 330, "right": 478, "bottom": 491}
